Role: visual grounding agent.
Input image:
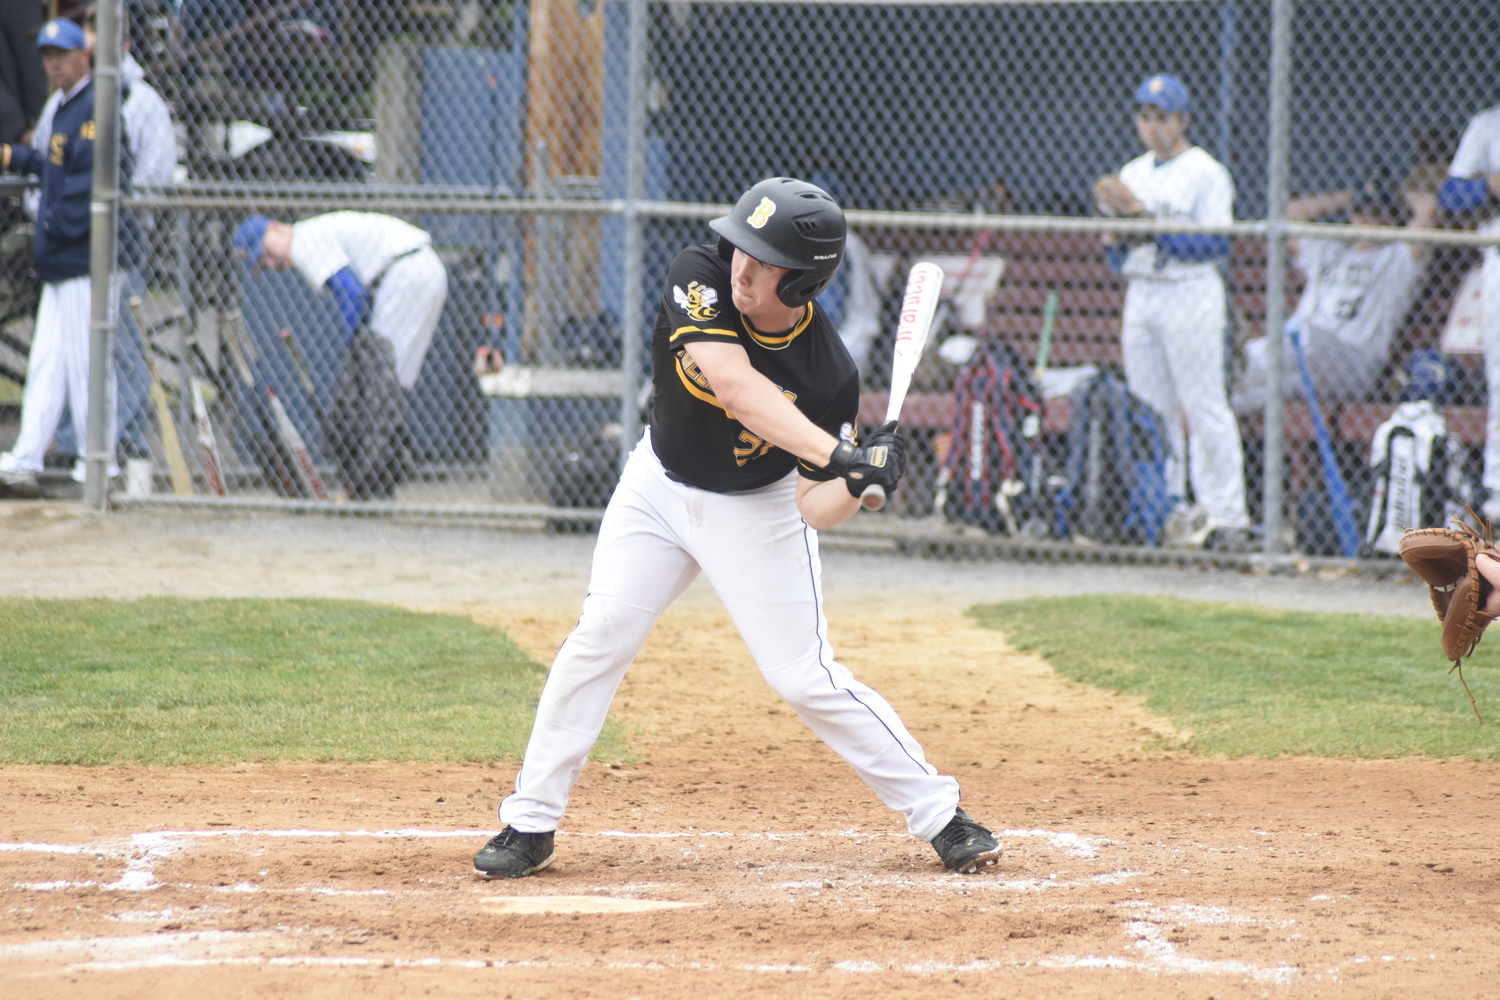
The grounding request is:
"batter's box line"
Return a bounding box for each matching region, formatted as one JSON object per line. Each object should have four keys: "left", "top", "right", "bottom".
{"left": 2, "top": 926, "right": 1302, "bottom": 986}
{"left": 2, "top": 824, "right": 1111, "bottom": 894}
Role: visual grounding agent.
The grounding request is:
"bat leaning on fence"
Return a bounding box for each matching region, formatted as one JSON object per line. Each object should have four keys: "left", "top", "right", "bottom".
{"left": 278, "top": 326, "right": 324, "bottom": 419}
{"left": 861, "top": 261, "right": 945, "bottom": 512}
{"left": 129, "top": 296, "right": 194, "bottom": 496}
{"left": 220, "top": 312, "right": 303, "bottom": 498}
{"left": 265, "top": 385, "right": 329, "bottom": 500}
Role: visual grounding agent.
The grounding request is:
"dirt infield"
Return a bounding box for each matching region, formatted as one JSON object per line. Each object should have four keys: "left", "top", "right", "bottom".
{"left": 2, "top": 505, "right": 1498, "bottom": 998}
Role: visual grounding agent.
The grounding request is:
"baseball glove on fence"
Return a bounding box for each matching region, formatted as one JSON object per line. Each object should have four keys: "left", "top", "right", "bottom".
{"left": 1398, "top": 509, "right": 1498, "bottom": 719}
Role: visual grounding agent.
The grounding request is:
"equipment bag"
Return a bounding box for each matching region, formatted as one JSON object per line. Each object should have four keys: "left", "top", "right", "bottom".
{"left": 1054, "top": 372, "right": 1173, "bottom": 546}
{"left": 321, "top": 327, "right": 414, "bottom": 501}
{"left": 1364, "top": 399, "right": 1464, "bottom": 555}
{"left": 939, "top": 340, "right": 1048, "bottom": 535}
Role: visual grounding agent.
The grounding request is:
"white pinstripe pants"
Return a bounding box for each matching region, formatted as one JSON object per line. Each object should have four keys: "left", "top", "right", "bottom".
{"left": 500, "top": 431, "right": 962, "bottom": 841}
{"left": 370, "top": 247, "right": 448, "bottom": 390}
{"left": 0, "top": 276, "right": 117, "bottom": 476}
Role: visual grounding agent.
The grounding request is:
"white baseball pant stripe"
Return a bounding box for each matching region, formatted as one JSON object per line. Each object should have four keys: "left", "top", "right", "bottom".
{"left": 0, "top": 275, "right": 117, "bottom": 476}
{"left": 370, "top": 247, "right": 448, "bottom": 390}
{"left": 500, "top": 432, "right": 962, "bottom": 842}
{"left": 1121, "top": 271, "right": 1249, "bottom": 529}
{"left": 1478, "top": 248, "right": 1500, "bottom": 495}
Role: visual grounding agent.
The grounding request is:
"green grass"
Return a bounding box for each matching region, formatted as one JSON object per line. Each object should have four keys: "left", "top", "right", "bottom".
{"left": 0, "top": 598, "right": 631, "bottom": 765}
{"left": 971, "top": 595, "right": 1500, "bottom": 759}
{"left": 0, "top": 375, "right": 20, "bottom": 405}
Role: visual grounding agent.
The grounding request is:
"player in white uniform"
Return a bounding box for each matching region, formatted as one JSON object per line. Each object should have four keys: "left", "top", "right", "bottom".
{"left": 233, "top": 212, "right": 448, "bottom": 390}
{"left": 1235, "top": 179, "right": 1435, "bottom": 412}
{"left": 471, "top": 178, "right": 1004, "bottom": 880}
{"left": 1442, "top": 106, "right": 1500, "bottom": 519}
{"left": 1095, "top": 74, "right": 1250, "bottom": 550}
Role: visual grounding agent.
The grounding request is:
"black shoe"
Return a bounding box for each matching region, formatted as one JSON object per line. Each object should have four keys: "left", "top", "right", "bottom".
{"left": 929, "top": 807, "right": 1003, "bottom": 873}
{"left": 473, "top": 827, "right": 556, "bottom": 879}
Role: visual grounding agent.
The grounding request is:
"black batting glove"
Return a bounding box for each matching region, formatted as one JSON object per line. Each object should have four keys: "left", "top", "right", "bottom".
{"left": 825, "top": 421, "right": 908, "bottom": 498}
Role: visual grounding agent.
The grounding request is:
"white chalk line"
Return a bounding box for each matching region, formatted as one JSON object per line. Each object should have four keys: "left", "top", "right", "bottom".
{"left": 0, "top": 926, "right": 1301, "bottom": 983}
{"left": 0, "top": 825, "right": 1305, "bottom": 985}
{"left": 2, "top": 825, "right": 1112, "bottom": 894}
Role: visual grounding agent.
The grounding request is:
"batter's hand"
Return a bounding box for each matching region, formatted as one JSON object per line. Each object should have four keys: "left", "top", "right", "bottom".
{"left": 826, "top": 421, "right": 907, "bottom": 499}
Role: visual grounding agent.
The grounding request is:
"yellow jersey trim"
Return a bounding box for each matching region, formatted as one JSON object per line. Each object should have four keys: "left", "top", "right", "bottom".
{"left": 743, "top": 304, "right": 813, "bottom": 350}
{"left": 674, "top": 356, "right": 736, "bottom": 419}
{"left": 670, "top": 324, "right": 740, "bottom": 343}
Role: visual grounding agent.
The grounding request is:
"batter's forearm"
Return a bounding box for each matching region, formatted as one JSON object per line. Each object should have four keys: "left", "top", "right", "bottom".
{"left": 716, "top": 376, "right": 841, "bottom": 469}
{"left": 796, "top": 476, "right": 861, "bottom": 530}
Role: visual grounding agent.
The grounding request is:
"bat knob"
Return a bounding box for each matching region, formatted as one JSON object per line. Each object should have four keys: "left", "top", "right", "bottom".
{"left": 860, "top": 484, "right": 886, "bottom": 512}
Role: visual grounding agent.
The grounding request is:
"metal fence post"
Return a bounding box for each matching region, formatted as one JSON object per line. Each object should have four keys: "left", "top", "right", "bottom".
{"left": 1260, "top": 0, "right": 1293, "bottom": 555}
{"left": 618, "top": 0, "right": 648, "bottom": 472}
{"left": 85, "top": 0, "right": 123, "bottom": 511}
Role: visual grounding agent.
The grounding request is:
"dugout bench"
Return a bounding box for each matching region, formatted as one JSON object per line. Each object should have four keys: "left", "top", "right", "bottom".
{"left": 857, "top": 230, "right": 1486, "bottom": 529}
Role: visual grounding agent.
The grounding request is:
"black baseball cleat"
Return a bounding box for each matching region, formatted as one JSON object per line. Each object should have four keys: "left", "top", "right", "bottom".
{"left": 473, "top": 827, "right": 556, "bottom": 879}
{"left": 930, "top": 807, "right": 1004, "bottom": 873}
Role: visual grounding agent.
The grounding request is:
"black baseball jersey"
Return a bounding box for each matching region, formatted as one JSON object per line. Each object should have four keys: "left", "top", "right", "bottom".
{"left": 649, "top": 244, "right": 859, "bottom": 493}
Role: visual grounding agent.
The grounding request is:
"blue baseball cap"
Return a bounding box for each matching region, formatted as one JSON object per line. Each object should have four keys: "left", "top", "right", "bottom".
{"left": 37, "top": 18, "right": 86, "bottom": 51}
{"left": 1135, "top": 75, "right": 1190, "bottom": 114}
{"left": 233, "top": 216, "right": 270, "bottom": 263}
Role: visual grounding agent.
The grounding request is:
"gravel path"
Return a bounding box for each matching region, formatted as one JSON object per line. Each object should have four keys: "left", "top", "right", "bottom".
{"left": 0, "top": 503, "right": 1429, "bottom": 619}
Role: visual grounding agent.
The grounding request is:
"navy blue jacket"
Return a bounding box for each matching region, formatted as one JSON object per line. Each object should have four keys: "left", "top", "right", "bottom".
{"left": 4, "top": 79, "right": 138, "bottom": 282}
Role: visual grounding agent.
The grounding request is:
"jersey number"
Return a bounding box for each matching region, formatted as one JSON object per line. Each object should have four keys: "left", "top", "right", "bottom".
{"left": 734, "top": 430, "right": 774, "bottom": 466}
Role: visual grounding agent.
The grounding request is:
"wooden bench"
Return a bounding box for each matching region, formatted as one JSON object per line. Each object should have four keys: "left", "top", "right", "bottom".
{"left": 857, "top": 231, "right": 1485, "bottom": 454}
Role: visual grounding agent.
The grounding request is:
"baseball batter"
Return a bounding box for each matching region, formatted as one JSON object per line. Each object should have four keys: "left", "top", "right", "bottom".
{"left": 1441, "top": 106, "right": 1500, "bottom": 519}
{"left": 1094, "top": 74, "right": 1250, "bottom": 550}
{"left": 233, "top": 211, "right": 448, "bottom": 390}
{"left": 473, "top": 178, "right": 1004, "bottom": 879}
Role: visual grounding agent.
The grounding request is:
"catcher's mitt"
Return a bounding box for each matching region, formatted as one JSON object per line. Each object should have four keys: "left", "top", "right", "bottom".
{"left": 1398, "top": 508, "right": 1498, "bottom": 720}
{"left": 1399, "top": 525, "right": 1478, "bottom": 621}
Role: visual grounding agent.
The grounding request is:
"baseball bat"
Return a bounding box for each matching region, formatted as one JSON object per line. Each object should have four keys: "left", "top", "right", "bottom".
{"left": 180, "top": 329, "right": 280, "bottom": 498}
{"left": 266, "top": 385, "right": 330, "bottom": 500}
{"left": 131, "top": 296, "right": 229, "bottom": 497}
{"left": 1289, "top": 326, "right": 1360, "bottom": 557}
{"left": 130, "top": 297, "right": 194, "bottom": 496}
{"left": 190, "top": 377, "right": 227, "bottom": 496}
{"left": 861, "top": 261, "right": 945, "bottom": 511}
{"left": 221, "top": 313, "right": 301, "bottom": 497}
{"left": 277, "top": 326, "right": 323, "bottom": 419}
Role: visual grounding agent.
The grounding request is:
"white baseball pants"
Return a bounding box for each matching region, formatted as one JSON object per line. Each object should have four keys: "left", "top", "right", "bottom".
{"left": 370, "top": 247, "right": 448, "bottom": 390}
{"left": 500, "top": 432, "right": 962, "bottom": 842}
{"left": 0, "top": 276, "right": 117, "bottom": 477}
{"left": 1478, "top": 248, "right": 1500, "bottom": 498}
{"left": 1121, "top": 271, "right": 1249, "bottom": 529}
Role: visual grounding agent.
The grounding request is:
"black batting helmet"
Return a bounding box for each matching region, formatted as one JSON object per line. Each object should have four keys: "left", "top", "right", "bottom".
{"left": 709, "top": 177, "right": 847, "bottom": 308}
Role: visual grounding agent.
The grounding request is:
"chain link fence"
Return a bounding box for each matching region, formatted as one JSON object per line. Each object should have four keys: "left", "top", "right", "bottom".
{"left": 2, "top": 0, "right": 1498, "bottom": 565}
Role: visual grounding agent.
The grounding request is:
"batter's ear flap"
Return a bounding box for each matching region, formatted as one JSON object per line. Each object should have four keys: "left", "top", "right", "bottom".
{"left": 716, "top": 235, "right": 735, "bottom": 262}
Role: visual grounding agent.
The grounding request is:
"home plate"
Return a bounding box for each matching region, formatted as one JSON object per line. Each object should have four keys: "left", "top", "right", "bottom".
{"left": 479, "top": 896, "right": 700, "bottom": 915}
